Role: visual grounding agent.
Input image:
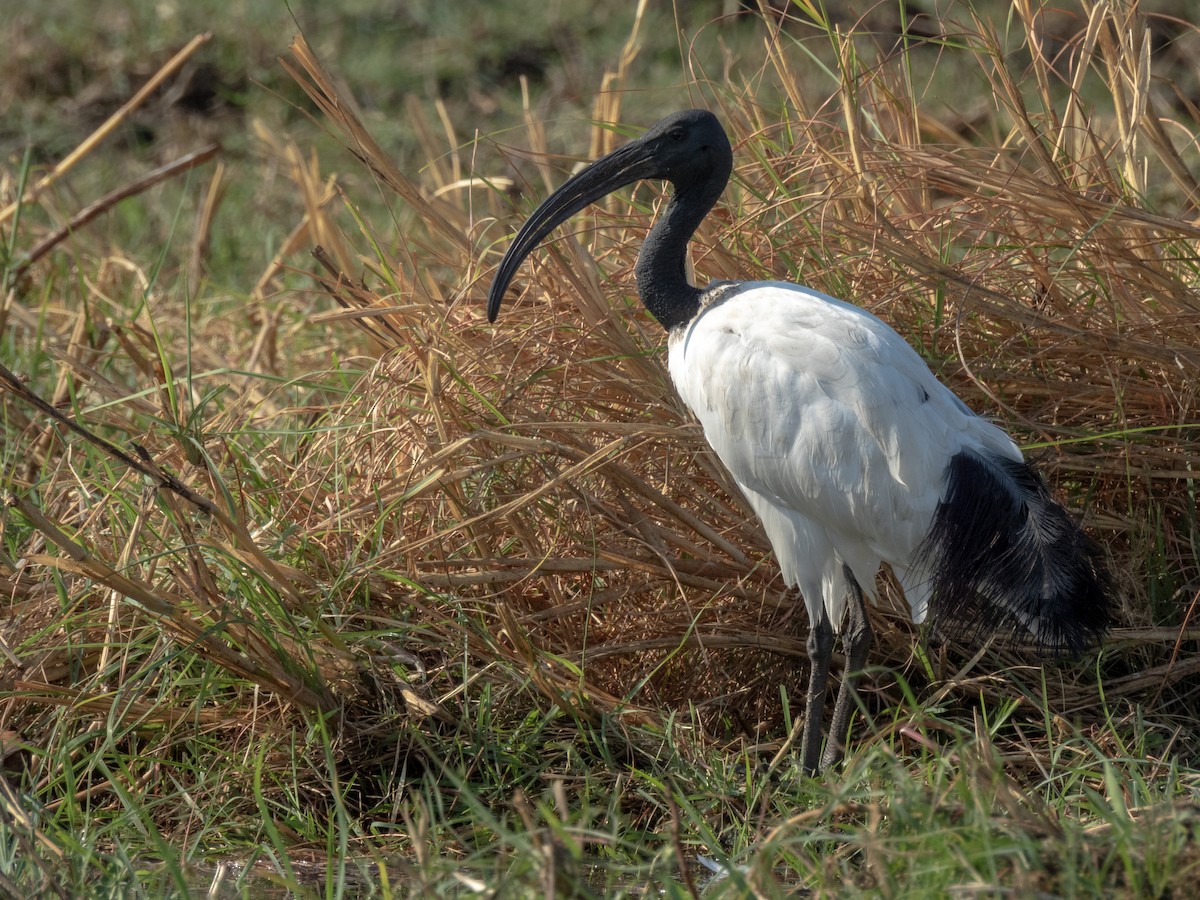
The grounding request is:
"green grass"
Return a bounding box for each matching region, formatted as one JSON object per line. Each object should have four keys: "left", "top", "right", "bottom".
{"left": 4, "top": 0, "right": 1200, "bottom": 896}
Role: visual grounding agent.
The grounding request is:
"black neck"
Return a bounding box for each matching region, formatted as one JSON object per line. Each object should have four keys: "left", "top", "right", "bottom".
{"left": 635, "top": 181, "right": 721, "bottom": 331}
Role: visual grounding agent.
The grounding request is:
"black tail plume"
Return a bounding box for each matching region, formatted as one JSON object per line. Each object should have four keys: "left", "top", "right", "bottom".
{"left": 917, "top": 449, "right": 1112, "bottom": 653}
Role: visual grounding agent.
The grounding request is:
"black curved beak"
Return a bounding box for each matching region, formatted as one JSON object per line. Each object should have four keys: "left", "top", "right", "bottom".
{"left": 487, "top": 136, "right": 660, "bottom": 322}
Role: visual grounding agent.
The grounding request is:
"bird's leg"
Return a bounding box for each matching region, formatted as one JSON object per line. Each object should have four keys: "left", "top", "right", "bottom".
{"left": 800, "top": 610, "right": 834, "bottom": 777}
{"left": 820, "top": 570, "right": 873, "bottom": 771}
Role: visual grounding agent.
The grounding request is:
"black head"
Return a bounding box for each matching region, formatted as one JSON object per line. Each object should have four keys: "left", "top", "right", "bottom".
{"left": 487, "top": 109, "right": 733, "bottom": 322}
{"left": 626, "top": 109, "right": 733, "bottom": 190}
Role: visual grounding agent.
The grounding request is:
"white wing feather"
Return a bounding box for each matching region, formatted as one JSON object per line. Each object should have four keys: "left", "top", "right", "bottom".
{"left": 668, "top": 282, "right": 1021, "bottom": 629}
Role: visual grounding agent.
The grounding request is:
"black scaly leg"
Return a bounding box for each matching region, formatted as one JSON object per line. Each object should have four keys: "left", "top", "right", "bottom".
{"left": 820, "top": 567, "right": 873, "bottom": 771}
{"left": 800, "top": 610, "right": 833, "bottom": 776}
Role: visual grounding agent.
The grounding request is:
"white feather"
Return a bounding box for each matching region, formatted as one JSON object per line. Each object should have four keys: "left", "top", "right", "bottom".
{"left": 667, "top": 281, "right": 1022, "bottom": 630}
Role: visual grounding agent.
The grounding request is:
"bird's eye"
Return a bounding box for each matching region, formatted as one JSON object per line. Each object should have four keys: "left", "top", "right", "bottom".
{"left": 669, "top": 128, "right": 684, "bottom": 142}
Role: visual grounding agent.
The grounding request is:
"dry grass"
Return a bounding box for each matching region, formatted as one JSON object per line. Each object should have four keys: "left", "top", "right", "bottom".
{"left": 285, "top": 1, "right": 1200, "bottom": 742}
{"left": 2, "top": 0, "right": 1200, "bottom": 889}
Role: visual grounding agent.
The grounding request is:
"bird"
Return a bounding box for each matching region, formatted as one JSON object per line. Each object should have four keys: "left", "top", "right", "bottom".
{"left": 486, "top": 109, "right": 1112, "bottom": 775}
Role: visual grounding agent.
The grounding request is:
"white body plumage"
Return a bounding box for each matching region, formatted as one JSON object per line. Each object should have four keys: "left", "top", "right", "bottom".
{"left": 668, "top": 281, "right": 1023, "bottom": 631}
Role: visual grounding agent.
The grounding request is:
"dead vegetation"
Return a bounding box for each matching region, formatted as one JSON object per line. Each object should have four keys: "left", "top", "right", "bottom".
{"left": 287, "top": 0, "right": 1200, "bottom": 743}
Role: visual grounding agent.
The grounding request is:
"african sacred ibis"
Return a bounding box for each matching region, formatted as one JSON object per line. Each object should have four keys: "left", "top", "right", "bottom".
{"left": 487, "top": 109, "right": 1112, "bottom": 775}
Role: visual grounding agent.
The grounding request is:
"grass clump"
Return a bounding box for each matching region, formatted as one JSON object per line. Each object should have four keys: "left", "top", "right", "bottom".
{"left": 2, "top": 0, "right": 1200, "bottom": 895}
